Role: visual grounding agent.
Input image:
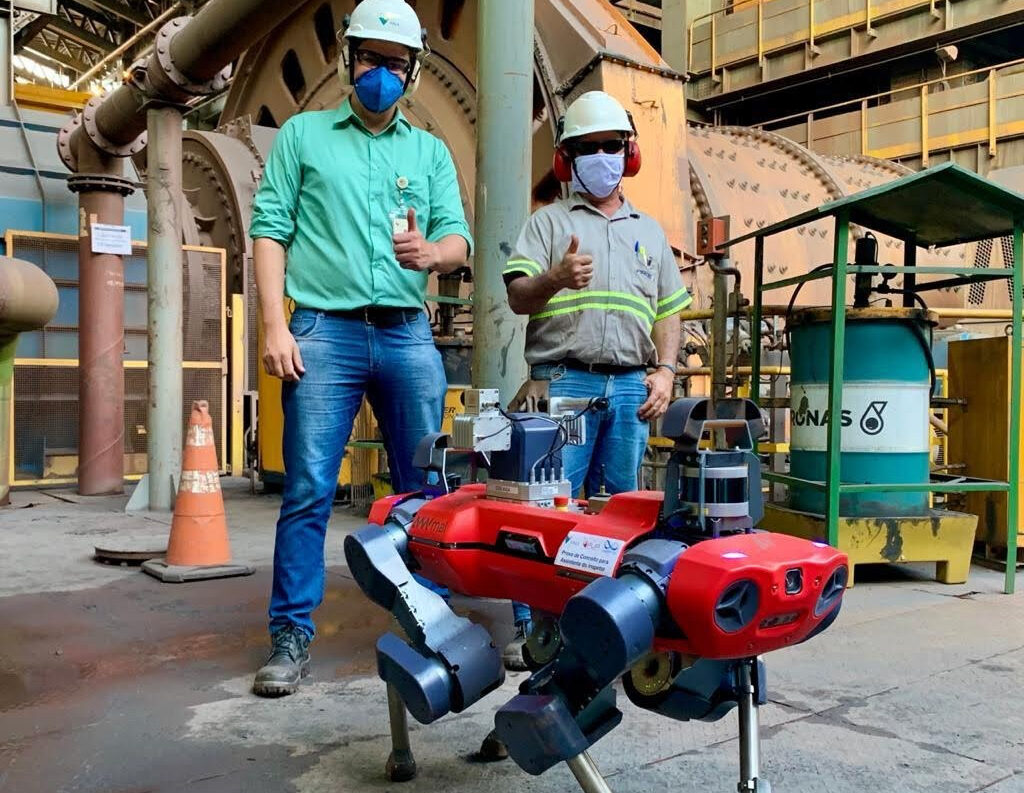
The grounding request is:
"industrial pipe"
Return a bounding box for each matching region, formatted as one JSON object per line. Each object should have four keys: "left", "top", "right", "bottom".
{"left": 145, "top": 106, "right": 184, "bottom": 511}
{"left": 678, "top": 365, "right": 790, "bottom": 376}
{"left": 679, "top": 306, "right": 793, "bottom": 321}
{"left": 471, "top": 0, "right": 532, "bottom": 403}
{"left": 0, "top": 257, "right": 59, "bottom": 505}
{"left": 932, "top": 308, "right": 1016, "bottom": 319}
{"left": 71, "top": 142, "right": 134, "bottom": 495}
{"left": 59, "top": 0, "right": 299, "bottom": 171}
{"left": 57, "top": 0, "right": 301, "bottom": 496}
{"left": 709, "top": 258, "right": 741, "bottom": 403}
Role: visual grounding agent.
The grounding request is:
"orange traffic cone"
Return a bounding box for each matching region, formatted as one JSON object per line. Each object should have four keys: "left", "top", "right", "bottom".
{"left": 142, "top": 400, "right": 254, "bottom": 583}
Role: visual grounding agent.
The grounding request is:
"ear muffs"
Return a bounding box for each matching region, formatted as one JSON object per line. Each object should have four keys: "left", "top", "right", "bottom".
{"left": 553, "top": 146, "right": 574, "bottom": 182}
{"left": 624, "top": 139, "right": 642, "bottom": 177}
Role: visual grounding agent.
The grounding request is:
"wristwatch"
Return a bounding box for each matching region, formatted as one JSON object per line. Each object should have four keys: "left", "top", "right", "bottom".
{"left": 656, "top": 363, "right": 677, "bottom": 375}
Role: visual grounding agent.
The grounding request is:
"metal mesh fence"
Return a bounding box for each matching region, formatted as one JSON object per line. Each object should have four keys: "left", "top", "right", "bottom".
{"left": 7, "top": 231, "right": 227, "bottom": 485}
{"left": 1001, "top": 235, "right": 1015, "bottom": 305}
{"left": 349, "top": 400, "right": 383, "bottom": 514}
{"left": 969, "top": 239, "right": 992, "bottom": 305}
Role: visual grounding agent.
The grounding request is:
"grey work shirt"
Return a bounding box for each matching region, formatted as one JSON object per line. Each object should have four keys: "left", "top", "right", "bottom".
{"left": 503, "top": 193, "right": 691, "bottom": 367}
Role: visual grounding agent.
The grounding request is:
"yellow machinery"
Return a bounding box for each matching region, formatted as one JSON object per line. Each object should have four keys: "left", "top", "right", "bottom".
{"left": 948, "top": 335, "right": 1024, "bottom": 556}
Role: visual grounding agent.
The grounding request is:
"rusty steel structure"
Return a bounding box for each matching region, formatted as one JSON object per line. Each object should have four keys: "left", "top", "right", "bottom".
{"left": 177, "top": 0, "right": 982, "bottom": 317}
{"left": 57, "top": 0, "right": 300, "bottom": 494}
{"left": 56, "top": 0, "right": 1016, "bottom": 491}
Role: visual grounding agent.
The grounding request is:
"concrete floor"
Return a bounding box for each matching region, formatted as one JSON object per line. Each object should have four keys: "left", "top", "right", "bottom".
{"left": 1, "top": 480, "right": 1023, "bottom": 793}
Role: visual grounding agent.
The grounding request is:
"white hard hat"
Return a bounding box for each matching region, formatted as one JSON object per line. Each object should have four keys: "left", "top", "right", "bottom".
{"left": 341, "top": 0, "right": 425, "bottom": 52}
{"left": 558, "top": 91, "right": 634, "bottom": 143}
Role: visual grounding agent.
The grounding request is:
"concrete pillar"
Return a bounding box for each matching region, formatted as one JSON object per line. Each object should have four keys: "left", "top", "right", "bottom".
{"left": 471, "top": 0, "right": 533, "bottom": 403}
{"left": 145, "top": 106, "right": 184, "bottom": 510}
{"left": 69, "top": 143, "right": 134, "bottom": 495}
{"left": 662, "top": 0, "right": 689, "bottom": 74}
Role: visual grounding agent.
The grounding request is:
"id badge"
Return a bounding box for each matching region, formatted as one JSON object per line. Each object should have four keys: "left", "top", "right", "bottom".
{"left": 390, "top": 205, "right": 409, "bottom": 235}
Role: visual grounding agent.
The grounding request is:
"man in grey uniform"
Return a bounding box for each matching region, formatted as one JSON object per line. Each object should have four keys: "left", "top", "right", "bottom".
{"left": 499, "top": 91, "right": 691, "bottom": 669}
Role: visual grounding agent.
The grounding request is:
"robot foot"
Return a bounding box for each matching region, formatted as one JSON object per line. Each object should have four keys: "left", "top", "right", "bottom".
{"left": 472, "top": 729, "right": 510, "bottom": 763}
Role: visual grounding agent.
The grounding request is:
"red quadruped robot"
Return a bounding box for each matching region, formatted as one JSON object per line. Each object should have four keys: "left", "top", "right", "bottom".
{"left": 345, "top": 390, "right": 848, "bottom": 793}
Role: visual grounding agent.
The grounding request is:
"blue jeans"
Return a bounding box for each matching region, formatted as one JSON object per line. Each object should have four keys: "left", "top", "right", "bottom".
{"left": 269, "top": 308, "right": 447, "bottom": 639}
{"left": 532, "top": 364, "right": 650, "bottom": 497}
{"left": 509, "top": 365, "right": 650, "bottom": 627}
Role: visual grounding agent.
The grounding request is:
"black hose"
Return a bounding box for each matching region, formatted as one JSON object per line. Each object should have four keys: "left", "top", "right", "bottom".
{"left": 781, "top": 265, "right": 936, "bottom": 394}
{"left": 907, "top": 317, "right": 938, "bottom": 396}
{"left": 783, "top": 263, "right": 834, "bottom": 352}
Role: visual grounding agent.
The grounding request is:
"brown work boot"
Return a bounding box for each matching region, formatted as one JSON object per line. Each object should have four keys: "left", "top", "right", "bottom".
{"left": 502, "top": 622, "right": 530, "bottom": 672}
{"left": 253, "top": 625, "right": 311, "bottom": 697}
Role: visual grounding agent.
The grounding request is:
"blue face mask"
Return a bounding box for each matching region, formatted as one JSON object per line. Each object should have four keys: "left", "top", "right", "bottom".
{"left": 354, "top": 66, "right": 405, "bottom": 113}
{"left": 571, "top": 153, "right": 625, "bottom": 199}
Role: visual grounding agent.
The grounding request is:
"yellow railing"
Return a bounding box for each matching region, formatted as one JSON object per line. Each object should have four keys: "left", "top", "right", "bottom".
{"left": 5, "top": 231, "right": 235, "bottom": 487}
{"left": 758, "top": 57, "right": 1024, "bottom": 163}
{"left": 688, "top": 0, "right": 939, "bottom": 80}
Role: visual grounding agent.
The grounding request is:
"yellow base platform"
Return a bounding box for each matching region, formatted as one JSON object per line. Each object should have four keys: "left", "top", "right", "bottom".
{"left": 762, "top": 504, "right": 978, "bottom": 586}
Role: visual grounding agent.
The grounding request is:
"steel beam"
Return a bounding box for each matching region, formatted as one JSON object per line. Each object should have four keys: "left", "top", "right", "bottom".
{"left": 72, "top": 0, "right": 147, "bottom": 26}
{"left": 69, "top": 2, "right": 181, "bottom": 89}
{"left": 25, "top": 40, "right": 91, "bottom": 71}
{"left": 615, "top": 0, "right": 662, "bottom": 30}
{"left": 13, "top": 14, "right": 51, "bottom": 52}
{"left": 471, "top": 0, "right": 532, "bottom": 403}
{"left": 48, "top": 13, "right": 114, "bottom": 53}
{"left": 661, "top": 0, "right": 687, "bottom": 73}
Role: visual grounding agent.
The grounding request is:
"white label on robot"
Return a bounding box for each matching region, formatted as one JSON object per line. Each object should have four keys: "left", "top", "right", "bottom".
{"left": 790, "top": 383, "right": 929, "bottom": 453}
{"left": 554, "top": 531, "right": 625, "bottom": 577}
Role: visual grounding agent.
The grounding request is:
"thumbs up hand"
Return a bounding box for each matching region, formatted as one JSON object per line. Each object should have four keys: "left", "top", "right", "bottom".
{"left": 550, "top": 234, "right": 593, "bottom": 290}
{"left": 394, "top": 207, "right": 439, "bottom": 272}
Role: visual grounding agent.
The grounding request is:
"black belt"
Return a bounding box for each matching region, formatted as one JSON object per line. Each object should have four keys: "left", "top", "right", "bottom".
{"left": 318, "top": 306, "right": 423, "bottom": 327}
{"left": 551, "top": 358, "right": 645, "bottom": 375}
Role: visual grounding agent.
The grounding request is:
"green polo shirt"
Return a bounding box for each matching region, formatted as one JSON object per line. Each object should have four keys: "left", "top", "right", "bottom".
{"left": 250, "top": 99, "right": 473, "bottom": 310}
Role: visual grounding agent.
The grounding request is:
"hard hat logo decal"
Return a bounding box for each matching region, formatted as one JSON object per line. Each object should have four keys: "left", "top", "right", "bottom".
{"left": 859, "top": 400, "right": 887, "bottom": 436}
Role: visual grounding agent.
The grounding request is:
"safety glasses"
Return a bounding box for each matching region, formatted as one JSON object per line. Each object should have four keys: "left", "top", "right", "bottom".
{"left": 570, "top": 139, "right": 627, "bottom": 156}
{"left": 354, "top": 49, "right": 412, "bottom": 75}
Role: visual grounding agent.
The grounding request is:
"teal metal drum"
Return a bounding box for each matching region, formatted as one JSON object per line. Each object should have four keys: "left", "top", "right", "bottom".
{"left": 788, "top": 307, "right": 936, "bottom": 517}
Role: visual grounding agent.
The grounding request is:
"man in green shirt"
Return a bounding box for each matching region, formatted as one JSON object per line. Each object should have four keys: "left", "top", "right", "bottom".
{"left": 249, "top": 0, "right": 472, "bottom": 697}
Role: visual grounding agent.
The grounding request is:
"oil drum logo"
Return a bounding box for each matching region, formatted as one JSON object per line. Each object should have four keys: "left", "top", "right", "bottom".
{"left": 796, "top": 393, "right": 810, "bottom": 418}
{"left": 859, "top": 401, "right": 887, "bottom": 435}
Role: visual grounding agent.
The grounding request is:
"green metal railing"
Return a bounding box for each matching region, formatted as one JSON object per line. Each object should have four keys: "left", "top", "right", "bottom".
{"left": 733, "top": 163, "right": 1023, "bottom": 593}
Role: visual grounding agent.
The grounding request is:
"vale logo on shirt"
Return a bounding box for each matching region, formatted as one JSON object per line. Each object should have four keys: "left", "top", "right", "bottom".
{"left": 634, "top": 241, "right": 653, "bottom": 279}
